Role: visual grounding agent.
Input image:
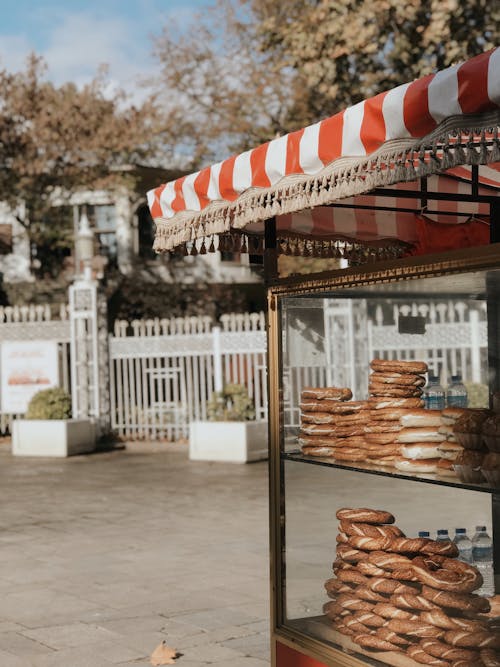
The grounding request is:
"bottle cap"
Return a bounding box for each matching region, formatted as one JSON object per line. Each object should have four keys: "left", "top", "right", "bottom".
{"left": 455, "top": 528, "right": 466, "bottom": 534}
{"left": 476, "top": 525, "right": 487, "bottom": 532}
{"left": 418, "top": 531, "right": 430, "bottom": 538}
{"left": 451, "top": 375, "right": 462, "bottom": 382}
{"left": 437, "top": 529, "right": 449, "bottom": 535}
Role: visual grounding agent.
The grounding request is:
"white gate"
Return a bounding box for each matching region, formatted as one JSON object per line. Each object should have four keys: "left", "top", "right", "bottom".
{"left": 108, "top": 312, "right": 267, "bottom": 440}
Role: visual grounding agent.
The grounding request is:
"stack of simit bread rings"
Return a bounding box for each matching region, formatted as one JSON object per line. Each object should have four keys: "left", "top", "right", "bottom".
{"left": 324, "top": 507, "right": 500, "bottom": 667}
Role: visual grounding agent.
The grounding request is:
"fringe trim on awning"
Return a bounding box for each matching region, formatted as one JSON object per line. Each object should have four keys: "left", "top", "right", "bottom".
{"left": 153, "top": 111, "right": 500, "bottom": 253}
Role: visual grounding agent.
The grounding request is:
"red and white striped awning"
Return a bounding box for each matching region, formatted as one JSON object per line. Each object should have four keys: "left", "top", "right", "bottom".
{"left": 148, "top": 48, "right": 500, "bottom": 253}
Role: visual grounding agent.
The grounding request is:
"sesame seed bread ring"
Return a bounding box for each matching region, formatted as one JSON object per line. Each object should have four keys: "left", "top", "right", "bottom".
{"left": 301, "top": 446, "right": 336, "bottom": 457}
{"left": 357, "top": 561, "right": 393, "bottom": 578}
{"left": 336, "top": 544, "right": 369, "bottom": 563}
{"left": 370, "top": 408, "right": 410, "bottom": 421}
{"left": 348, "top": 535, "right": 394, "bottom": 551}
{"left": 369, "top": 384, "right": 424, "bottom": 398}
{"left": 420, "top": 609, "right": 464, "bottom": 630}
{"left": 331, "top": 426, "right": 367, "bottom": 438}
{"left": 394, "top": 458, "right": 438, "bottom": 473}
{"left": 401, "top": 443, "right": 443, "bottom": 459}
{"left": 336, "top": 508, "right": 395, "bottom": 524}
{"left": 301, "top": 387, "right": 352, "bottom": 401}
{"left": 335, "top": 569, "right": 369, "bottom": 586}
{"left": 341, "top": 615, "right": 373, "bottom": 634}
{"left": 480, "top": 649, "right": 500, "bottom": 667}
{"left": 411, "top": 555, "right": 483, "bottom": 593}
{"left": 301, "top": 412, "right": 337, "bottom": 424}
{"left": 370, "top": 372, "right": 427, "bottom": 387}
{"left": 386, "top": 619, "right": 444, "bottom": 638}
{"left": 333, "top": 620, "right": 356, "bottom": 636}
{"left": 389, "top": 593, "right": 439, "bottom": 612}
{"left": 354, "top": 585, "right": 387, "bottom": 603}
{"left": 300, "top": 424, "right": 336, "bottom": 435}
{"left": 324, "top": 578, "right": 354, "bottom": 596}
{"left": 406, "top": 645, "right": 449, "bottom": 665}
{"left": 375, "top": 627, "right": 410, "bottom": 646}
{"left": 444, "top": 630, "right": 500, "bottom": 649}
{"left": 441, "top": 407, "right": 469, "bottom": 425}
{"left": 420, "top": 639, "right": 478, "bottom": 662}
{"left": 351, "top": 611, "right": 386, "bottom": 628}
{"left": 332, "top": 559, "right": 354, "bottom": 574}
{"left": 323, "top": 601, "right": 349, "bottom": 619}
{"left": 365, "top": 421, "right": 402, "bottom": 433}
{"left": 353, "top": 633, "right": 403, "bottom": 652}
{"left": 370, "top": 359, "right": 428, "bottom": 374}
{"left": 369, "top": 397, "right": 425, "bottom": 410}
{"left": 400, "top": 410, "right": 443, "bottom": 428}
{"left": 332, "top": 447, "right": 366, "bottom": 462}
{"left": 367, "top": 551, "right": 414, "bottom": 571}
{"left": 387, "top": 537, "right": 431, "bottom": 554}
{"left": 333, "top": 436, "right": 369, "bottom": 449}
{"left": 451, "top": 617, "right": 490, "bottom": 632}
{"left": 333, "top": 413, "right": 370, "bottom": 425}
{"left": 368, "top": 578, "right": 416, "bottom": 595}
{"left": 373, "top": 455, "right": 399, "bottom": 466}
{"left": 420, "top": 586, "right": 490, "bottom": 613}
{"left": 420, "top": 540, "right": 459, "bottom": 558}
{"left": 300, "top": 400, "right": 367, "bottom": 414}
{"left": 336, "top": 532, "right": 349, "bottom": 544}
{"left": 339, "top": 520, "right": 404, "bottom": 539}
{"left": 364, "top": 432, "right": 399, "bottom": 445}
{"left": 372, "top": 603, "right": 417, "bottom": 620}
{"left": 336, "top": 593, "right": 375, "bottom": 612}
{"left": 397, "top": 429, "right": 446, "bottom": 443}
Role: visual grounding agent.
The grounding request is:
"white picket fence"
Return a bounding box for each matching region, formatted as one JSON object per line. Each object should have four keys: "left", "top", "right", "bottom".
{"left": 108, "top": 312, "right": 267, "bottom": 440}
{"left": 0, "top": 304, "right": 71, "bottom": 434}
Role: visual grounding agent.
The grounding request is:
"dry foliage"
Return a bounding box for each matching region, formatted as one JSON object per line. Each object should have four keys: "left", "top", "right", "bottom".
{"left": 152, "top": 0, "right": 499, "bottom": 160}
{"left": 150, "top": 641, "right": 178, "bottom": 665}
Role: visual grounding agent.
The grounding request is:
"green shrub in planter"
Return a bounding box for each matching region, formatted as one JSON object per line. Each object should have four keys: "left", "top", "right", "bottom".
{"left": 25, "top": 388, "right": 72, "bottom": 420}
{"left": 207, "top": 384, "right": 255, "bottom": 421}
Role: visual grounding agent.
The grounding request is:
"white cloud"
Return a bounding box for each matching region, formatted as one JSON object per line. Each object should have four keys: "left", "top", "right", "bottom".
{"left": 0, "top": 10, "right": 155, "bottom": 103}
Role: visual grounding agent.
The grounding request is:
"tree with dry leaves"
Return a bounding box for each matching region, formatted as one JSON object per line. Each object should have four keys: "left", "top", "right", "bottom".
{"left": 153, "top": 0, "right": 499, "bottom": 160}
{"left": 0, "top": 54, "right": 169, "bottom": 276}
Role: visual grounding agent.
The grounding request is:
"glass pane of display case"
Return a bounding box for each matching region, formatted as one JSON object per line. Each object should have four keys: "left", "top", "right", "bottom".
{"left": 275, "top": 263, "right": 500, "bottom": 667}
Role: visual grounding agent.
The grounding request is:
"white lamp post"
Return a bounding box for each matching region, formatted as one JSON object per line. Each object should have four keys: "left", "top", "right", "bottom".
{"left": 75, "top": 212, "right": 94, "bottom": 279}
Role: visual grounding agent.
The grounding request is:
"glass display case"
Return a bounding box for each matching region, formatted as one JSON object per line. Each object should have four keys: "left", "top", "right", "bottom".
{"left": 268, "top": 246, "right": 500, "bottom": 667}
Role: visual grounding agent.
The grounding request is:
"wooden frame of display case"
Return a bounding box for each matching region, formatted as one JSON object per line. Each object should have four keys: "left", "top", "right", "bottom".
{"left": 267, "top": 243, "right": 500, "bottom": 667}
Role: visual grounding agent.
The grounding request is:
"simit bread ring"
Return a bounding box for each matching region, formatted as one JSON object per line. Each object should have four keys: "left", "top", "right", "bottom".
{"left": 372, "top": 603, "right": 417, "bottom": 620}
{"left": 397, "top": 429, "right": 446, "bottom": 443}
{"left": 364, "top": 421, "right": 402, "bottom": 433}
{"left": 354, "top": 585, "right": 387, "bottom": 603}
{"left": 336, "top": 508, "right": 395, "bottom": 524}
{"left": 336, "top": 532, "right": 349, "bottom": 544}
{"left": 369, "top": 397, "right": 425, "bottom": 410}
{"left": 386, "top": 618, "right": 444, "bottom": 638}
{"left": 339, "top": 520, "right": 404, "bottom": 539}
{"left": 341, "top": 614, "right": 373, "bottom": 634}
{"left": 336, "top": 545, "right": 368, "bottom": 563}
{"left": 301, "top": 386, "right": 353, "bottom": 401}
{"left": 348, "top": 535, "right": 394, "bottom": 551}
{"left": 324, "top": 578, "right": 353, "bottom": 597}
{"left": 370, "top": 359, "right": 428, "bottom": 374}
{"left": 335, "top": 568, "right": 369, "bottom": 586}
{"left": 411, "top": 554, "right": 482, "bottom": 593}
{"left": 406, "top": 646, "right": 449, "bottom": 666}
{"left": 350, "top": 611, "right": 386, "bottom": 628}
{"left": 364, "top": 432, "right": 399, "bottom": 445}
{"left": 323, "top": 601, "right": 348, "bottom": 619}
{"left": 370, "top": 408, "right": 412, "bottom": 421}
{"left": 370, "top": 372, "right": 426, "bottom": 387}
{"left": 353, "top": 633, "right": 403, "bottom": 652}
{"left": 420, "top": 541, "right": 459, "bottom": 557}
{"left": 332, "top": 558, "right": 354, "bottom": 572}
{"left": 336, "top": 593, "right": 374, "bottom": 612}
{"left": 420, "top": 609, "right": 465, "bottom": 630}
{"left": 444, "top": 630, "right": 500, "bottom": 649}
{"left": 481, "top": 649, "right": 500, "bottom": 667}
{"left": 367, "top": 551, "right": 413, "bottom": 571}
{"left": 301, "top": 446, "right": 336, "bottom": 457}
{"left": 331, "top": 447, "right": 367, "bottom": 462}
{"left": 300, "top": 400, "right": 367, "bottom": 414}
{"left": 333, "top": 620, "right": 356, "bottom": 636}
{"left": 368, "top": 577, "right": 416, "bottom": 595}
{"left": 390, "top": 593, "right": 439, "bottom": 612}
{"left": 387, "top": 537, "right": 431, "bottom": 554}
{"left": 420, "top": 639, "right": 478, "bottom": 662}
{"left": 375, "top": 627, "right": 410, "bottom": 646}
{"left": 369, "top": 384, "right": 424, "bottom": 398}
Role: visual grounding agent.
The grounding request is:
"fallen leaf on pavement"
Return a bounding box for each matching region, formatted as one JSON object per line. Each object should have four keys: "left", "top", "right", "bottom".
{"left": 150, "top": 641, "right": 178, "bottom": 665}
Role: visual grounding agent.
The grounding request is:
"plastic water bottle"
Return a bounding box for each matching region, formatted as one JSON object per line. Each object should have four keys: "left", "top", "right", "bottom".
{"left": 418, "top": 531, "right": 430, "bottom": 538}
{"left": 453, "top": 528, "right": 473, "bottom": 563}
{"left": 447, "top": 374, "right": 468, "bottom": 408}
{"left": 472, "top": 526, "right": 495, "bottom": 597}
{"left": 436, "top": 529, "right": 450, "bottom": 541}
{"left": 424, "top": 376, "right": 445, "bottom": 410}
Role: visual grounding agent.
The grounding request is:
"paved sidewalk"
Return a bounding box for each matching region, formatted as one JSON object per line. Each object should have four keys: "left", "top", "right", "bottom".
{"left": 0, "top": 442, "right": 270, "bottom": 666}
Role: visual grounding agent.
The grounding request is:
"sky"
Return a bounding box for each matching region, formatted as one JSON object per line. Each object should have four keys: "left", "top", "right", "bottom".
{"left": 0, "top": 0, "right": 209, "bottom": 98}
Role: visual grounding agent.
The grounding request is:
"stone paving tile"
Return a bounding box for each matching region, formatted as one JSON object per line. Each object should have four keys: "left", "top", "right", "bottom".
{"left": 0, "top": 444, "right": 270, "bottom": 666}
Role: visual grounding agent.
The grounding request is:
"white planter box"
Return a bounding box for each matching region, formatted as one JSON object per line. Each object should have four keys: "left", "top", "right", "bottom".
{"left": 189, "top": 421, "right": 268, "bottom": 463}
{"left": 12, "top": 419, "right": 96, "bottom": 457}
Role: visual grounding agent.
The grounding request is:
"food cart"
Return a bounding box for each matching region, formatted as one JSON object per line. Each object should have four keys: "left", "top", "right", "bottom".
{"left": 148, "top": 48, "right": 500, "bottom": 667}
